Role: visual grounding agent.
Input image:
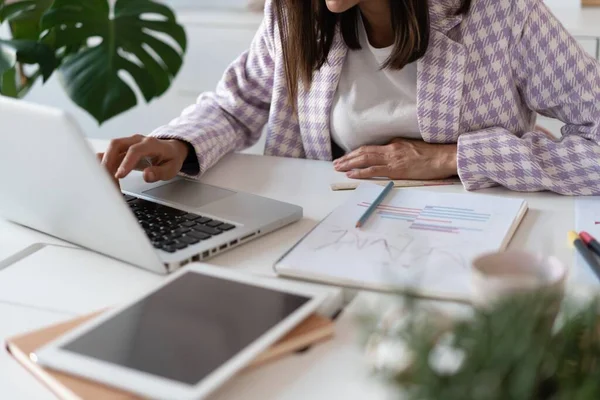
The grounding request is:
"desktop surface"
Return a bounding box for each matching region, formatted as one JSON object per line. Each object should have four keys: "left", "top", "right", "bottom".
{"left": 0, "top": 140, "right": 582, "bottom": 399}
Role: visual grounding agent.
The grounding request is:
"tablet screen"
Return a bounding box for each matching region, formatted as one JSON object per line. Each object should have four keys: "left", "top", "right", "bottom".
{"left": 60, "top": 271, "right": 310, "bottom": 385}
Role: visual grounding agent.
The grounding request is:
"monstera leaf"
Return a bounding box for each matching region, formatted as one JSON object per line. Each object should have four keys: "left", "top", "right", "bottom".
{"left": 0, "top": 42, "right": 16, "bottom": 73}
{"left": 41, "top": 0, "right": 187, "bottom": 124}
{"left": 0, "top": 0, "right": 56, "bottom": 96}
{"left": 0, "top": 0, "right": 38, "bottom": 78}
{"left": 0, "top": 0, "right": 37, "bottom": 24}
{"left": 2, "top": 0, "right": 52, "bottom": 39}
{"left": 0, "top": 38, "right": 54, "bottom": 75}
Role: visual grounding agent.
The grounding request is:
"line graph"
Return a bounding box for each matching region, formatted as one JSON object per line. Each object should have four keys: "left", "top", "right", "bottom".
{"left": 358, "top": 202, "right": 491, "bottom": 234}
{"left": 312, "top": 227, "right": 468, "bottom": 269}
{"left": 314, "top": 228, "right": 412, "bottom": 263}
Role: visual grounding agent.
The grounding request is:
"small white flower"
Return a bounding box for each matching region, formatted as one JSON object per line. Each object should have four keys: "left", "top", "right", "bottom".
{"left": 428, "top": 333, "right": 465, "bottom": 375}
{"left": 365, "top": 333, "right": 413, "bottom": 374}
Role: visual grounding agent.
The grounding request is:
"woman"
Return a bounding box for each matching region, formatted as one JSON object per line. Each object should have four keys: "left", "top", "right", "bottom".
{"left": 102, "top": 0, "right": 600, "bottom": 195}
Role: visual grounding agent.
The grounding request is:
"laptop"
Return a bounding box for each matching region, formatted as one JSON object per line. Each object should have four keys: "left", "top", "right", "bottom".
{"left": 0, "top": 96, "right": 302, "bottom": 274}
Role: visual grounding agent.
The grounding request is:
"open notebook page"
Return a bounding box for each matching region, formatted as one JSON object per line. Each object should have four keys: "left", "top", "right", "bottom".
{"left": 276, "top": 184, "right": 527, "bottom": 301}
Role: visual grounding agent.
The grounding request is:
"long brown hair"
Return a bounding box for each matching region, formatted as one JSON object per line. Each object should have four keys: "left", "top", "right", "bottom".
{"left": 274, "top": 0, "right": 472, "bottom": 109}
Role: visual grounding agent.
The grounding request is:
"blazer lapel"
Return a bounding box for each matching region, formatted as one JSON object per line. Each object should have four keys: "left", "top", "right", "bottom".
{"left": 418, "top": 1, "right": 467, "bottom": 143}
{"left": 297, "top": 31, "right": 347, "bottom": 161}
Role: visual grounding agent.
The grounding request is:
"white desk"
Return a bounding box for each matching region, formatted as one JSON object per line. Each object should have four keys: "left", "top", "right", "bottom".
{"left": 0, "top": 141, "right": 583, "bottom": 398}
{"left": 546, "top": 1, "right": 600, "bottom": 40}
{"left": 0, "top": 304, "right": 74, "bottom": 400}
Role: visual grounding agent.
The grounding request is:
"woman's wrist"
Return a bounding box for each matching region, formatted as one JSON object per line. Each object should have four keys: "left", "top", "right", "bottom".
{"left": 441, "top": 144, "right": 458, "bottom": 176}
{"left": 167, "top": 139, "right": 200, "bottom": 175}
{"left": 166, "top": 139, "right": 191, "bottom": 162}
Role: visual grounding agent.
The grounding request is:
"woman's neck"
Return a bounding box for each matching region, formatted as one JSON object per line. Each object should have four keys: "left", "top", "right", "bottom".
{"left": 359, "top": 1, "right": 394, "bottom": 48}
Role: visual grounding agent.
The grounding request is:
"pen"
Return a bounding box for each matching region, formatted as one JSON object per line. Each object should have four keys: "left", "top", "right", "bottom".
{"left": 356, "top": 181, "right": 394, "bottom": 228}
{"left": 579, "top": 231, "right": 600, "bottom": 258}
{"left": 568, "top": 231, "right": 600, "bottom": 281}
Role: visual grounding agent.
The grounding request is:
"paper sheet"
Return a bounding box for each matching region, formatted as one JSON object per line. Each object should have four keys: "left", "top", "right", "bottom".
{"left": 280, "top": 184, "right": 526, "bottom": 300}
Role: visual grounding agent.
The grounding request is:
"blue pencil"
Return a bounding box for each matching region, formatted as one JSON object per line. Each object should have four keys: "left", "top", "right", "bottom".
{"left": 356, "top": 181, "right": 395, "bottom": 228}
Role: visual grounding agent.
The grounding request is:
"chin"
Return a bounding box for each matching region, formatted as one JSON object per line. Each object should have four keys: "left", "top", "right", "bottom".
{"left": 325, "top": 0, "right": 357, "bottom": 13}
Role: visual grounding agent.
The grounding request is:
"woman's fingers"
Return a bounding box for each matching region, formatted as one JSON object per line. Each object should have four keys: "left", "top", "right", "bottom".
{"left": 116, "top": 138, "right": 165, "bottom": 179}
{"left": 335, "top": 145, "right": 387, "bottom": 165}
{"left": 99, "top": 136, "right": 189, "bottom": 184}
{"left": 102, "top": 135, "right": 145, "bottom": 175}
{"left": 346, "top": 166, "right": 392, "bottom": 179}
{"left": 143, "top": 163, "right": 178, "bottom": 183}
{"left": 334, "top": 145, "right": 389, "bottom": 172}
{"left": 335, "top": 152, "right": 388, "bottom": 171}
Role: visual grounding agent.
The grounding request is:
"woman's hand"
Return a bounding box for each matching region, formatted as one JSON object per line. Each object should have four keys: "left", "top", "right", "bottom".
{"left": 97, "top": 135, "right": 190, "bottom": 187}
{"left": 333, "top": 139, "right": 458, "bottom": 180}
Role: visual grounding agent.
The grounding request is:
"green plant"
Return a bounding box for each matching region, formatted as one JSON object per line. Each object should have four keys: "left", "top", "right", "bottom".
{"left": 363, "top": 293, "right": 600, "bottom": 400}
{"left": 0, "top": 0, "right": 186, "bottom": 124}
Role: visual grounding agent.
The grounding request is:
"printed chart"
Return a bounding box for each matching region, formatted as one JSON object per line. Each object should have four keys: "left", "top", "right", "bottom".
{"left": 358, "top": 202, "right": 491, "bottom": 234}
{"left": 277, "top": 183, "right": 527, "bottom": 301}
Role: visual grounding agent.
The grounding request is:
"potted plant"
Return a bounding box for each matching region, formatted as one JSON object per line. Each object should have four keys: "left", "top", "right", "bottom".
{"left": 362, "top": 292, "right": 600, "bottom": 399}
{"left": 0, "top": 0, "right": 186, "bottom": 124}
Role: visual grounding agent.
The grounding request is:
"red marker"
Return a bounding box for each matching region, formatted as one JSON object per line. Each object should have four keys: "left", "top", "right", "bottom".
{"left": 580, "top": 231, "right": 600, "bottom": 258}
{"left": 570, "top": 231, "right": 600, "bottom": 282}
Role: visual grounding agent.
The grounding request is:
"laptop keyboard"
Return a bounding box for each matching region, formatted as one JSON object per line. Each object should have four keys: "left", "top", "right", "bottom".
{"left": 124, "top": 195, "right": 236, "bottom": 253}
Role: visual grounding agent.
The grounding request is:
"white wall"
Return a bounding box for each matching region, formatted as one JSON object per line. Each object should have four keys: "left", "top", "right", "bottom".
{"left": 548, "top": 0, "right": 581, "bottom": 8}
{"left": 544, "top": 0, "right": 579, "bottom": 8}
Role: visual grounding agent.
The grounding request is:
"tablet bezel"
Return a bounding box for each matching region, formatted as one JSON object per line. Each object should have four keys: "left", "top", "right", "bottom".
{"left": 35, "top": 264, "right": 329, "bottom": 399}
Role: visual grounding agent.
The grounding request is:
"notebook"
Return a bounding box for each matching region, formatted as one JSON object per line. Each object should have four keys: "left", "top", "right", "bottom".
{"left": 6, "top": 311, "right": 334, "bottom": 400}
{"left": 275, "top": 183, "right": 528, "bottom": 302}
{"left": 330, "top": 178, "right": 461, "bottom": 191}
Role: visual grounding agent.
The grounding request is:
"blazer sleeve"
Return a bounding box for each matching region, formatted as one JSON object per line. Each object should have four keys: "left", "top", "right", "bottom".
{"left": 149, "top": 2, "right": 276, "bottom": 177}
{"left": 456, "top": 1, "right": 600, "bottom": 195}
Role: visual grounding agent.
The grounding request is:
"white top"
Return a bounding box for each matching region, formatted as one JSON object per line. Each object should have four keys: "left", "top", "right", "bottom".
{"left": 330, "top": 18, "right": 421, "bottom": 153}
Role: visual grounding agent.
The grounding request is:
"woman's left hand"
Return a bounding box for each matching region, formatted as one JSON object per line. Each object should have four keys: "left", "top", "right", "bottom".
{"left": 333, "top": 139, "right": 458, "bottom": 180}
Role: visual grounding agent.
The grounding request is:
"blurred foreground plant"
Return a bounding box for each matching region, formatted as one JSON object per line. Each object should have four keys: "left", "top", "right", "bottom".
{"left": 362, "top": 293, "right": 600, "bottom": 400}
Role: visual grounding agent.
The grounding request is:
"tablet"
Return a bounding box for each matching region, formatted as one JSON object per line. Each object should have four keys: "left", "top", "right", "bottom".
{"left": 35, "top": 264, "right": 329, "bottom": 399}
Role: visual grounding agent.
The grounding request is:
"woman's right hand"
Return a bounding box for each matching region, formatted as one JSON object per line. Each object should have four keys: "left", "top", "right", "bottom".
{"left": 97, "top": 134, "right": 190, "bottom": 187}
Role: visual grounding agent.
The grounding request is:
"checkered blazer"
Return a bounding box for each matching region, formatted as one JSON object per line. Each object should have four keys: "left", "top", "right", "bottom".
{"left": 151, "top": 0, "right": 600, "bottom": 195}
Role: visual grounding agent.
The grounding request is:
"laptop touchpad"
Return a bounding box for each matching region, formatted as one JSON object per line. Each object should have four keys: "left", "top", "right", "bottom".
{"left": 143, "top": 180, "right": 235, "bottom": 208}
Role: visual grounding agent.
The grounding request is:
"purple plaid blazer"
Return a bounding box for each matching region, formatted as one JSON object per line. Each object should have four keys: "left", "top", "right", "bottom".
{"left": 151, "top": 0, "right": 600, "bottom": 195}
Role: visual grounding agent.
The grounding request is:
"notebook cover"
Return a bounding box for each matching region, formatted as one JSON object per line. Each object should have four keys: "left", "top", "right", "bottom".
{"left": 6, "top": 311, "right": 333, "bottom": 400}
